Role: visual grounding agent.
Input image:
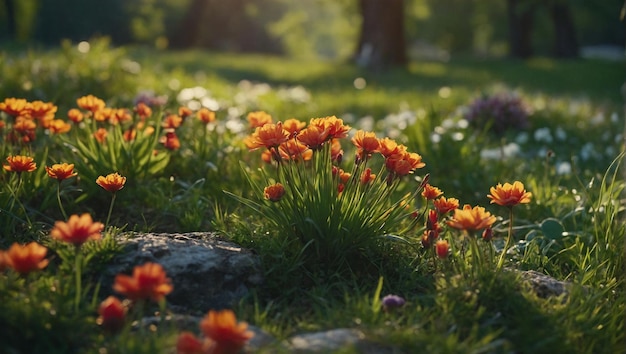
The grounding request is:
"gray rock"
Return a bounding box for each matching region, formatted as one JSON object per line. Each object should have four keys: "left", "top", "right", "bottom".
{"left": 518, "top": 270, "right": 570, "bottom": 298}
{"left": 285, "top": 328, "right": 398, "bottom": 353}
{"left": 103, "top": 232, "right": 264, "bottom": 314}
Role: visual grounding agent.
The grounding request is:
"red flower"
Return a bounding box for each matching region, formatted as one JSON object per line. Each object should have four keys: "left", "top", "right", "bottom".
{"left": 3, "top": 242, "right": 49, "bottom": 275}
{"left": 199, "top": 309, "right": 254, "bottom": 354}
{"left": 176, "top": 332, "right": 206, "bottom": 354}
{"left": 160, "top": 130, "right": 181, "bottom": 150}
{"left": 97, "top": 296, "right": 127, "bottom": 332}
{"left": 134, "top": 102, "right": 153, "bottom": 119}
{"left": 50, "top": 213, "right": 104, "bottom": 246}
{"left": 113, "top": 262, "right": 173, "bottom": 302}
{"left": 435, "top": 240, "right": 450, "bottom": 259}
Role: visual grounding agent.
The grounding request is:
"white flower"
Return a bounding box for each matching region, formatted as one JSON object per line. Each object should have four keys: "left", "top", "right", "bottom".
{"left": 534, "top": 127, "right": 553, "bottom": 143}
{"left": 556, "top": 161, "right": 572, "bottom": 175}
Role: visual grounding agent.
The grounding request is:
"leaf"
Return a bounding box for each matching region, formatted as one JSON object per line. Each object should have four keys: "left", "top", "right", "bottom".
{"left": 540, "top": 218, "right": 564, "bottom": 240}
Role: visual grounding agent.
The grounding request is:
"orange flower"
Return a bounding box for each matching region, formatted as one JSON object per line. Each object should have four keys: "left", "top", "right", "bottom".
{"left": 13, "top": 116, "right": 37, "bottom": 131}
{"left": 330, "top": 138, "right": 343, "bottom": 162}
{"left": 352, "top": 130, "right": 379, "bottom": 159}
{"left": 197, "top": 108, "right": 216, "bottom": 124}
{"left": 422, "top": 184, "right": 443, "bottom": 200}
{"left": 162, "top": 114, "right": 183, "bottom": 129}
{"left": 160, "top": 130, "right": 181, "bottom": 150}
{"left": 67, "top": 108, "right": 84, "bottom": 123}
{"left": 29, "top": 100, "right": 57, "bottom": 122}
{"left": 435, "top": 239, "right": 450, "bottom": 259}
{"left": 176, "top": 332, "right": 206, "bottom": 354}
{"left": 264, "top": 183, "right": 285, "bottom": 202}
{"left": 282, "top": 118, "right": 306, "bottom": 135}
{"left": 97, "top": 296, "right": 127, "bottom": 332}
{"left": 47, "top": 119, "right": 72, "bottom": 134}
{"left": 247, "top": 111, "right": 272, "bottom": 128}
{"left": 385, "top": 151, "right": 425, "bottom": 177}
{"left": 134, "top": 102, "right": 153, "bottom": 119}
{"left": 433, "top": 196, "right": 459, "bottom": 215}
{"left": 278, "top": 140, "right": 312, "bottom": 161}
{"left": 296, "top": 125, "right": 329, "bottom": 149}
{"left": 310, "top": 116, "right": 350, "bottom": 139}
{"left": 3, "top": 155, "right": 37, "bottom": 173}
{"left": 3, "top": 242, "right": 49, "bottom": 274}
{"left": 244, "top": 122, "right": 289, "bottom": 150}
{"left": 113, "top": 262, "right": 173, "bottom": 302}
{"left": 0, "top": 98, "right": 31, "bottom": 116}
{"left": 199, "top": 309, "right": 254, "bottom": 354}
{"left": 488, "top": 181, "right": 532, "bottom": 207}
{"left": 96, "top": 172, "right": 127, "bottom": 193}
{"left": 93, "top": 128, "right": 108, "bottom": 143}
{"left": 77, "top": 95, "right": 106, "bottom": 113}
{"left": 360, "top": 167, "right": 376, "bottom": 185}
{"left": 109, "top": 109, "right": 132, "bottom": 125}
{"left": 378, "top": 138, "right": 402, "bottom": 158}
{"left": 46, "top": 163, "right": 78, "bottom": 181}
{"left": 123, "top": 128, "right": 137, "bottom": 142}
{"left": 179, "top": 106, "right": 193, "bottom": 119}
{"left": 447, "top": 204, "right": 496, "bottom": 231}
{"left": 93, "top": 107, "right": 114, "bottom": 122}
{"left": 50, "top": 213, "right": 104, "bottom": 246}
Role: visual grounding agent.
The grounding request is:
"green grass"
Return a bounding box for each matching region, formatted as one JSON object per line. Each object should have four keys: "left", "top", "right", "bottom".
{"left": 0, "top": 39, "right": 624, "bottom": 353}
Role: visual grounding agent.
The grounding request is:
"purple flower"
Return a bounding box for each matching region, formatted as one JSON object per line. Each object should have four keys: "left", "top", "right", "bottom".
{"left": 464, "top": 94, "right": 531, "bottom": 135}
{"left": 381, "top": 294, "right": 406, "bottom": 312}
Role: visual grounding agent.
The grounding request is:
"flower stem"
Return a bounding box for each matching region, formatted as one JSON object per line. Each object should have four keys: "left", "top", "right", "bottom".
{"left": 496, "top": 206, "right": 514, "bottom": 271}
{"left": 74, "top": 247, "right": 82, "bottom": 312}
{"left": 57, "top": 182, "right": 68, "bottom": 220}
{"left": 105, "top": 193, "right": 117, "bottom": 230}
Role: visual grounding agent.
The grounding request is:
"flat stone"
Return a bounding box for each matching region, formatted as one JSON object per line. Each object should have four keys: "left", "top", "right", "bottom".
{"left": 518, "top": 270, "right": 569, "bottom": 298}
{"left": 102, "top": 232, "right": 264, "bottom": 314}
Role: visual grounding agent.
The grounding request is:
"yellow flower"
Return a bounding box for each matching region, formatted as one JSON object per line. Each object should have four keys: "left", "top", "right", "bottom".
{"left": 488, "top": 181, "right": 532, "bottom": 206}
{"left": 447, "top": 204, "right": 496, "bottom": 231}
{"left": 96, "top": 172, "right": 127, "bottom": 193}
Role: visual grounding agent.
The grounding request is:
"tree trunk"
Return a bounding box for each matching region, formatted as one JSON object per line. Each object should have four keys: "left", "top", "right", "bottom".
{"left": 548, "top": 1, "right": 578, "bottom": 58}
{"left": 170, "top": 0, "right": 208, "bottom": 48}
{"left": 3, "top": 0, "right": 16, "bottom": 40}
{"left": 354, "top": 0, "right": 407, "bottom": 69}
{"left": 506, "top": 0, "right": 536, "bottom": 59}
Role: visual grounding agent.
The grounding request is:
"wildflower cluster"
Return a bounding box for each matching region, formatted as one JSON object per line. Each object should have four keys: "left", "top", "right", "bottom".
{"left": 234, "top": 112, "right": 427, "bottom": 264}
{"left": 176, "top": 309, "right": 254, "bottom": 354}
{"left": 463, "top": 94, "right": 531, "bottom": 135}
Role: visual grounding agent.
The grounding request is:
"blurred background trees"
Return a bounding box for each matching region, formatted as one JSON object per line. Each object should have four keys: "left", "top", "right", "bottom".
{"left": 1, "top": 0, "right": 623, "bottom": 66}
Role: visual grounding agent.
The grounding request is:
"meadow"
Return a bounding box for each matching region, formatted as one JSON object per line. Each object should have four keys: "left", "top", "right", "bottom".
{"left": 0, "top": 39, "right": 624, "bottom": 353}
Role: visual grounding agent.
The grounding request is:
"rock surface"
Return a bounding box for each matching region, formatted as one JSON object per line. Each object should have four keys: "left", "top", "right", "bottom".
{"left": 103, "top": 232, "right": 264, "bottom": 314}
